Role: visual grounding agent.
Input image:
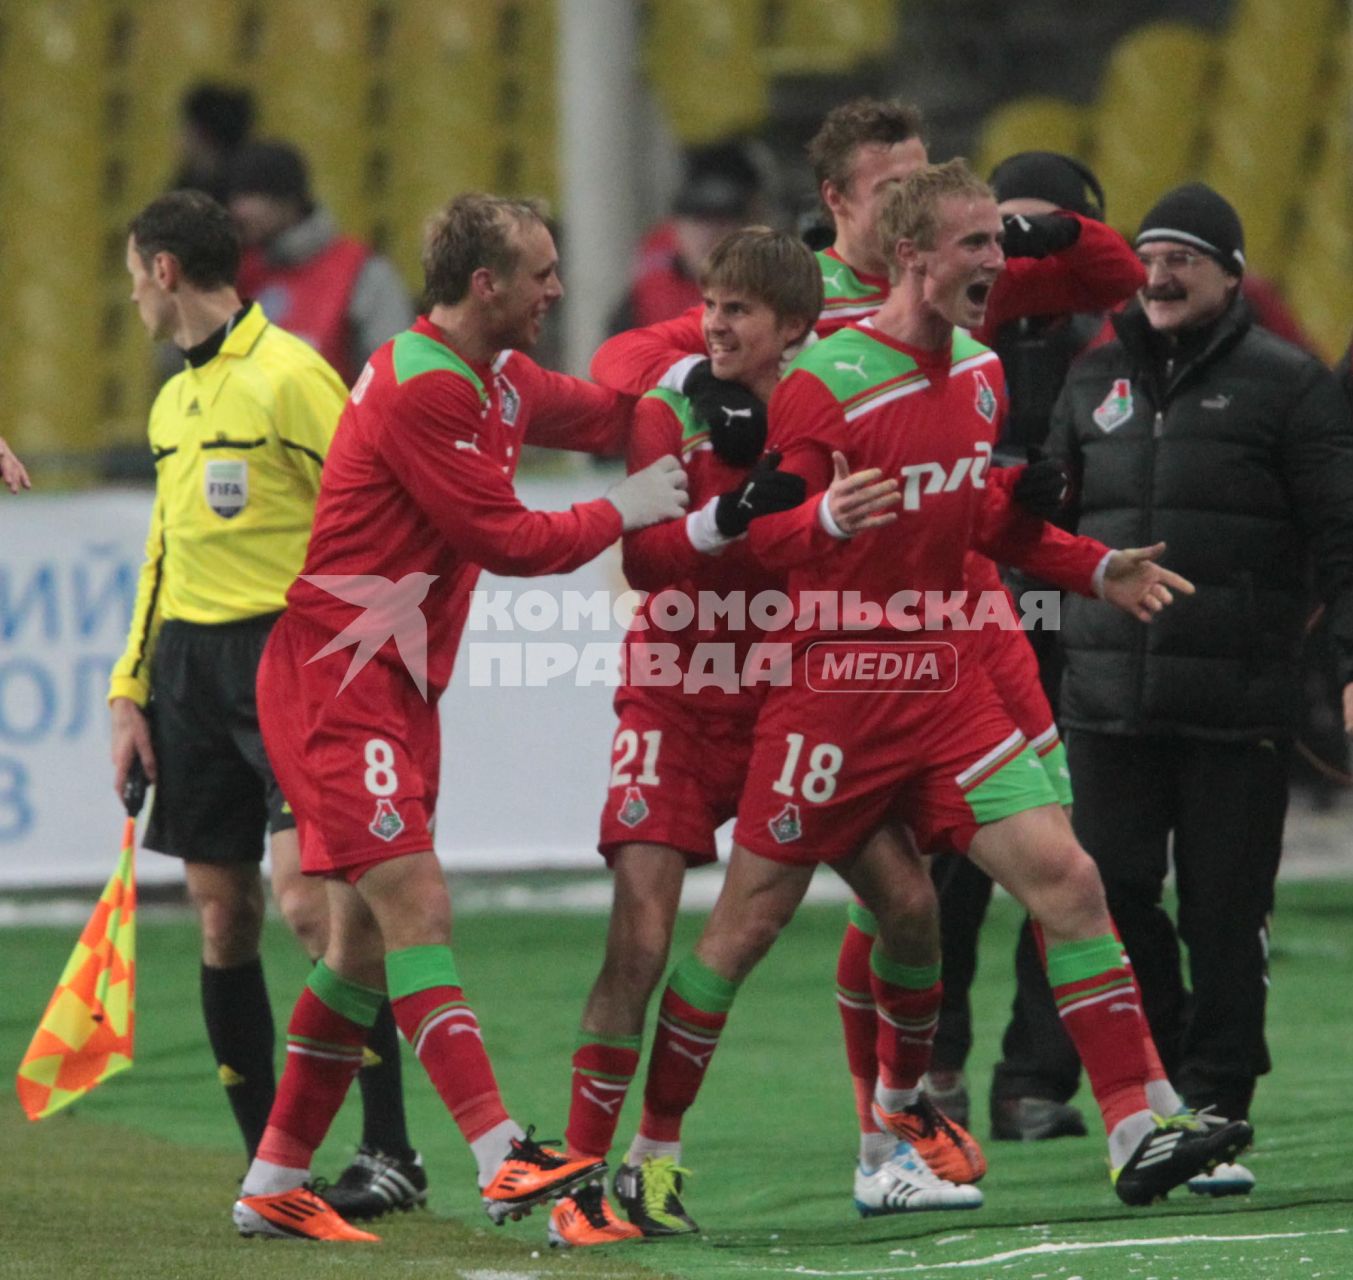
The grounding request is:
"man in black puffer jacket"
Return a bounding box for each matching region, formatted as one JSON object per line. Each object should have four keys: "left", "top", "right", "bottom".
{"left": 1046, "top": 183, "right": 1353, "bottom": 1196}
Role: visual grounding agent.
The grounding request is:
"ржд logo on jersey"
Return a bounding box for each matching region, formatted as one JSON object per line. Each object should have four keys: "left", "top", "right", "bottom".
{"left": 899, "top": 442, "right": 992, "bottom": 511}
{"left": 1093, "top": 379, "right": 1134, "bottom": 432}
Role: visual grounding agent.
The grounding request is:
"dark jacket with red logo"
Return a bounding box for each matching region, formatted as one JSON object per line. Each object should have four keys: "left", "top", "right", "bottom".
{"left": 1047, "top": 295, "right": 1353, "bottom": 738}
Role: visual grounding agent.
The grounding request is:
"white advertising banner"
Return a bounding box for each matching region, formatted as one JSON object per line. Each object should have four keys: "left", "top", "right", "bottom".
{"left": 0, "top": 477, "right": 641, "bottom": 887}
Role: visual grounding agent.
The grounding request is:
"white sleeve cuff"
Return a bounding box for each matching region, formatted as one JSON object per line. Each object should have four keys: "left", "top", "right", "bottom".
{"left": 658, "top": 354, "right": 706, "bottom": 394}
{"left": 687, "top": 496, "right": 738, "bottom": 554}
{"left": 1092, "top": 550, "right": 1113, "bottom": 598}
{"left": 818, "top": 494, "right": 850, "bottom": 540}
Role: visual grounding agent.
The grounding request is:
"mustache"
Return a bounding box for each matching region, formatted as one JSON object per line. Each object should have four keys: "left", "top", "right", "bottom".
{"left": 1143, "top": 287, "right": 1187, "bottom": 301}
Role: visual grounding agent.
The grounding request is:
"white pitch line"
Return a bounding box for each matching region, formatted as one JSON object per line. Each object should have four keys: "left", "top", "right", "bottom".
{"left": 782, "top": 1228, "right": 1350, "bottom": 1276}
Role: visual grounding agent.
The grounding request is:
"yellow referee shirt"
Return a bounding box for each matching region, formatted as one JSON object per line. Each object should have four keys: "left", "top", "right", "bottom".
{"left": 109, "top": 303, "right": 346, "bottom": 706}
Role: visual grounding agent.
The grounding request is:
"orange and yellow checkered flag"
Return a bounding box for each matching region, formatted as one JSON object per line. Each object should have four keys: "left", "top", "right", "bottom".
{"left": 16, "top": 814, "right": 138, "bottom": 1120}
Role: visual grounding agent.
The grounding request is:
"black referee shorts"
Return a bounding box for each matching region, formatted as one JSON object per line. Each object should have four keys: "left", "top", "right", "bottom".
{"left": 143, "top": 613, "right": 295, "bottom": 865}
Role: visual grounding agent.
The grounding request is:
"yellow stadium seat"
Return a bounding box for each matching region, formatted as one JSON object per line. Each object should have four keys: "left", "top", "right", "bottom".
{"left": 1282, "top": 69, "right": 1353, "bottom": 360}
{"left": 760, "top": 0, "right": 899, "bottom": 76}
{"left": 0, "top": 2, "right": 107, "bottom": 459}
{"left": 253, "top": 2, "right": 376, "bottom": 237}
{"left": 1199, "top": 0, "right": 1344, "bottom": 271}
{"left": 1089, "top": 22, "right": 1215, "bottom": 233}
{"left": 646, "top": 0, "right": 768, "bottom": 143}
{"left": 972, "top": 97, "right": 1089, "bottom": 184}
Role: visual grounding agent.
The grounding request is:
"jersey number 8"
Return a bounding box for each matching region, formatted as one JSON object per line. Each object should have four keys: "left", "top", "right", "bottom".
{"left": 364, "top": 738, "right": 399, "bottom": 797}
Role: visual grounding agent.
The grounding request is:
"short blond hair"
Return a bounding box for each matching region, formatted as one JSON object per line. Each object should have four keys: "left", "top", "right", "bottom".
{"left": 421, "top": 193, "right": 547, "bottom": 306}
{"left": 877, "top": 159, "right": 994, "bottom": 273}
{"left": 698, "top": 227, "right": 823, "bottom": 335}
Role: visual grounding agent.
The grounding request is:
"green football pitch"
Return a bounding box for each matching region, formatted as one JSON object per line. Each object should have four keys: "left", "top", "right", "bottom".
{"left": 3, "top": 877, "right": 1351, "bottom": 1280}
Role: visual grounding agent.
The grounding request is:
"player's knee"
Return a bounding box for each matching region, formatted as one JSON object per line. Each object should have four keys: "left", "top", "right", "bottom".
{"left": 601, "top": 935, "right": 669, "bottom": 1000}
{"left": 193, "top": 890, "right": 265, "bottom": 967}
{"left": 1044, "top": 845, "right": 1110, "bottom": 935}
{"left": 275, "top": 883, "right": 329, "bottom": 960}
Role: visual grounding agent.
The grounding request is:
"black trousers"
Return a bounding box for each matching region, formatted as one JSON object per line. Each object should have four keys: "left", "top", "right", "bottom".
{"left": 936, "top": 732, "right": 1288, "bottom": 1120}
{"left": 996, "top": 731, "right": 1289, "bottom": 1120}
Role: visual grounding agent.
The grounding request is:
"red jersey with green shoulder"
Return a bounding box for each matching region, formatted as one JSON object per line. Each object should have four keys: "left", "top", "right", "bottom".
{"left": 621, "top": 387, "right": 782, "bottom": 719}
{"left": 285, "top": 315, "right": 629, "bottom": 701}
{"left": 747, "top": 322, "right": 1104, "bottom": 637}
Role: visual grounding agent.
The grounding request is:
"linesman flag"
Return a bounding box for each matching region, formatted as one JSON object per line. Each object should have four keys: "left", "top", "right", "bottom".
{"left": 16, "top": 762, "right": 145, "bottom": 1120}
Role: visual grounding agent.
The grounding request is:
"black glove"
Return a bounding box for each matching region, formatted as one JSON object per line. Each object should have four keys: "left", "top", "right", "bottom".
{"left": 1012, "top": 448, "right": 1074, "bottom": 520}
{"left": 682, "top": 359, "right": 768, "bottom": 467}
{"left": 1000, "top": 212, "right": 1082, "bottom": 260}
{"left": 714, "top": 452, "right": 806, "bottom": 537}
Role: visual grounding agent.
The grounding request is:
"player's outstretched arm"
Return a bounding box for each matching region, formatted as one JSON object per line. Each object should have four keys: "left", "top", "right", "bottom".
{"left": 0, "top": 435, "right": 31, "bottom": 493}
{"left": 1101, "top": 542, "right": 1195, "bottom": 622}
{"left": 607, "top": 456, "right": 690, "bottom": 531}
{"left": 824, "top": 450, "right": 900, "bottom": 536}
{"left": 590, "top": 305, "right": 705, "bottom": 396}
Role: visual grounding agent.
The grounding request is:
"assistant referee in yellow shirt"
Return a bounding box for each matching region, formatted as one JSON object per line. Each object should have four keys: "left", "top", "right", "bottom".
{"left": 108, "top": 191, "right": 424, "bottom": 1215}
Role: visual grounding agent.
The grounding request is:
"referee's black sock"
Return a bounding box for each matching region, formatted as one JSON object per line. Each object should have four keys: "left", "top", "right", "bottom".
{"left": 200, "top": 958, "right": 276, "bottom": 1161}
{"left": 358, "top": 999, "right": 415, "bottom": 1160}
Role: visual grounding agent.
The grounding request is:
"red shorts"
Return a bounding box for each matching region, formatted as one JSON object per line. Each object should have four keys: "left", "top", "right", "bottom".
{"left": 257, "top": 613, "right": 439, "bottom": 882}
{"left": 733, "top": 638, "right": 1056, "bottom": 863}
{"left": 597, "top": 692, "right": 754, "bottom": 866}
{"left": 970, "top": 621, "right": 1054, "bottom": 740}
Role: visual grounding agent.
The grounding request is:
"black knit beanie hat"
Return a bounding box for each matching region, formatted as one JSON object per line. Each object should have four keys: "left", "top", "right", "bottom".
{"left": 989, "top": 151, "right": 1104, "bottom": 219}
{"left": 1136, "top": 182, "right": 1245, "bottom": 276}
{"left": 225, "top": 141, "right": 311, "bottom": 205}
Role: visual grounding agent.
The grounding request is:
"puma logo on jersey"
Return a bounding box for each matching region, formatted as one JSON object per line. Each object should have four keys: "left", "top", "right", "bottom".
{"left": 898, "top": 443, "right": 992, "bottom": 510}
{"left": 834, "top": 357, "right": 868, "bottom": 378}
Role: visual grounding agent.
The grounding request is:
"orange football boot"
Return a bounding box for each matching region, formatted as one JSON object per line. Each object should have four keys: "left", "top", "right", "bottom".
{"left": 873, "top": 1093, "right": 987, "bottom": 1184}
{"left": 548, "top": 1183, "right": 643, "bottom": 1247}
{"left": 481, "top": 1126, "right": 606, "bottom": 1224}
{"left": 233, "top": 1185, "right": 381, "bottom": 1241}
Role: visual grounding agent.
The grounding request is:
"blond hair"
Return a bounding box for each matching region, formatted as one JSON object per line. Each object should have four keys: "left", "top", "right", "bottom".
{"left": 877, "top": 160, "right": 993, "bottom": 277}
{"left": 421, "top": 193, "right": 547, "bottom": 306}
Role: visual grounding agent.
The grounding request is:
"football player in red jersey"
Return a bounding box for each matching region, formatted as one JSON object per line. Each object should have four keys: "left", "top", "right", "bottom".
{"left": 641, "top": 163, "right": 1251, "bottom": 1215}
{"left": 550, "top": 228, "right": 923, "bottom": 1245}
{"left": 231, "top": 194, "right": 691, "bottom": 1242}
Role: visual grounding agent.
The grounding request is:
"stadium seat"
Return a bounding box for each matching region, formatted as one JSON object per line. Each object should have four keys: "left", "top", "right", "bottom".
{"left": 972, "top": 97, "right": 1089, "bottom": 185}
{"left": 254, "top": 2, "right": 376, "bottom": 240}
{"left": 1200, "top": 0, "right": 1344, "bottom": 272}
{"left": 1281, "top": 83, "right": 1353, "bottom": 362}
{"left": 646, "top": 0, "right": 768, "bottom": 143}
{"left": 0, "top": 3, "right": 109, "bottom": 460}
{"left": 759, "top": 0, "right": 899, "bottom": 76}
{"left": 1088, "top": 22, "right": 1215, "bottom": 234}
